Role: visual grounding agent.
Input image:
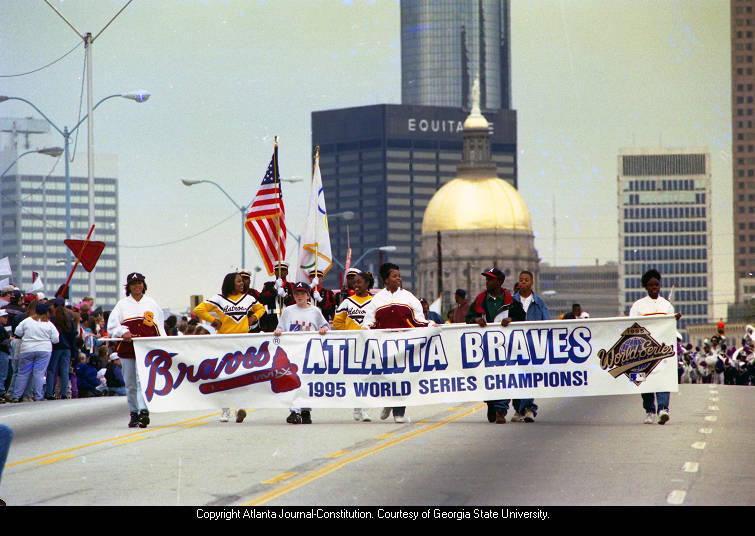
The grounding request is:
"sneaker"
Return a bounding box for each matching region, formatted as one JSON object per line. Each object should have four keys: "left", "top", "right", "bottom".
{"left": 657, "top": 409, "right": 670, "bottom": 425}
{"left": 394, "top": 414, "right": 410, "bottom": 424}
{"left": 220, "top": 408, "right": 230, "bottom": 422}
{"left": 510, "top": 412, "right": 524, "bottom": 422}
{"left": 486, "top": 404, "right": 496, "bottom": 423}
{"left": 644, "top": 412, "right": 655, "bottom": 424}
{"left": 359, "top": 409, "right": 371, "bottom": 422}
{"left": 495, "top": 410, "right": 507, "bottom": 424}
{"left": 380, "top": 407, "right": 392, "bottom": 420}
{"left": 128, "top": 412, "right": 140, "bottom": 428}
{"left": 301, "top": 410, "right": 312, "bottom": 424}
{"left": 138, "top": 410, "right": 150, "bottom": 428}
{"left": 523, "top": 409, "right": 535, "bottom": 423}
{"left": 353, "top": 408, "right": 362, "bottom": 421}
{"left": 236, "top": 409, "right": 247, "bottom": 423}
{"left": 286, "top": 411, "right": 302, "bottom": 424}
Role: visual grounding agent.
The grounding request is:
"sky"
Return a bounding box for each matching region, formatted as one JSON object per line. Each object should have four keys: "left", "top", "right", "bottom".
{"left": 0, "top": 0, "right": 732, "bottom": 314}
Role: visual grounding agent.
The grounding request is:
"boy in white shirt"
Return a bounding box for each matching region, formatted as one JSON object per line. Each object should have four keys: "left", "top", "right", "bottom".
{"left": 274, "top": 282, "right": 328, "bottom": 424}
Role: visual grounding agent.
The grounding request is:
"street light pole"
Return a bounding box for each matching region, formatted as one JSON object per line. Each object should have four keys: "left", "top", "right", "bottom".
{"left": 0, "top": 93, "right": 149, "bottom": 287}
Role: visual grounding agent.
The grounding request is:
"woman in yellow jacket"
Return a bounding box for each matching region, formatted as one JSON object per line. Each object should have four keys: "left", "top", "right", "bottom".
{"left": 193, "top": 272, "right": 265, "bottom": 423}
{"left": 333, "top": 270, "right": 374, "bottom": 422}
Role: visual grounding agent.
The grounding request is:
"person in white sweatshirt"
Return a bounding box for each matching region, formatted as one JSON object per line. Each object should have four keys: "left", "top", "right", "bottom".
{"left": 9, "top": 302, "right": 58, "bottom": 402}
{"left": 629, "top": 268, "right": 682, "bottom": 425}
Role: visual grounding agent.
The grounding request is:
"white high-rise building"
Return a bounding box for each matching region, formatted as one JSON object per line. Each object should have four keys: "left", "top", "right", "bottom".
{"left": 618, "top": 147, "right": 712, "bottom": 334}
{"left": 0, "top": 138, "right": 120, "bottom": 308}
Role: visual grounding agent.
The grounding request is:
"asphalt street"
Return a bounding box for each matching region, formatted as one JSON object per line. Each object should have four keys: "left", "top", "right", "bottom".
{"left": 0, "top": 384, "right": 752, "bottom": 506}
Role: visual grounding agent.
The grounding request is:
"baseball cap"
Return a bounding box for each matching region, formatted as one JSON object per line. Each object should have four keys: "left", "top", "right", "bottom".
{"left": 292, "top": 281, "right": 311, "bottom": 293}
{"left": 109, "top": 352, "right": 120, "bottom": 361}
{"left": 0, "top": 309, "right": 7, "bottom": 317}
{"left": 481, "top": 267, "right": 505, "bottom": 281}
{"left": 126, "top": 272, "right": 145, "bottom": 284}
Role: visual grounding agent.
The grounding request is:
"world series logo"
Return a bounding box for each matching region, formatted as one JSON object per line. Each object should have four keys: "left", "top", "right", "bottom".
{"left": 597, "top": 323, "right": 675, "bottom": 385}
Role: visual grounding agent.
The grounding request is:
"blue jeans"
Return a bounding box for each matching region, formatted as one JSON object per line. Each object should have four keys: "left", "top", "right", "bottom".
{"left": 44, "top": 348, "right": 71, "bottom": 399}
{"left": 490, "top": 399, "right": 538, "bottom": 416}
{"left": 120, "top": 358, "right": 147, "bottom": 413}
{"left": 0, "top": 351, "right": 9, "bottom": 395}
{"left": 642, "top": 392, "right": 669, "bottom": 413}
{"left": 12, "top": 351, "right": 51, "bottom": 400}
{"left": 0, "top": 424, "right": 13, "bottom": 484}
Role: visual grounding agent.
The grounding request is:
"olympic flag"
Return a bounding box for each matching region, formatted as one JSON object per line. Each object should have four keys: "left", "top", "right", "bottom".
{"left": 296, "top": 149, "right": 332, "bottom": 282}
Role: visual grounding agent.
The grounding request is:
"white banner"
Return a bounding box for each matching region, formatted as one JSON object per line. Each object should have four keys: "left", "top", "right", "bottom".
{"left": 132, "top": 315, "right": 679, "bottom": 413}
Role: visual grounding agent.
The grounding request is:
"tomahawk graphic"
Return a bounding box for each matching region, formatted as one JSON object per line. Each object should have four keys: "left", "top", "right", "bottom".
{"left": 199, "top": 346, "right": 301, "bottom": 394}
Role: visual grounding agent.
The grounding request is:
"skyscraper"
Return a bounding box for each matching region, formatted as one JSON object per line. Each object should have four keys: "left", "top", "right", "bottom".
{"left": 401, "top": 0, "right": 511, "bottom": 110}
{"left": 618, "top": 147, "right": 712, "bottom": 333}
{"left": 731, "top": 0, "right": 755, "bottom": 302}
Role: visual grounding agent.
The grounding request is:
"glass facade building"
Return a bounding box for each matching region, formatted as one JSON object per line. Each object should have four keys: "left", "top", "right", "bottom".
{"left": 618, "top": 148, "right": 712, "bottom": 333}
{"left": 312, "top": 103, "right": 517, "bottom": 291}
{"left": 401, "top": 0, "right": 511, "bottom": 110}
{"left": 0, "top": 147, "right": 120, "bottom": 307}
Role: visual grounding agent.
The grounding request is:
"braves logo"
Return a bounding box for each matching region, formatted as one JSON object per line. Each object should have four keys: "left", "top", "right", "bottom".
{"left": 143, "top": 342, "right": 301, "bottom": 401}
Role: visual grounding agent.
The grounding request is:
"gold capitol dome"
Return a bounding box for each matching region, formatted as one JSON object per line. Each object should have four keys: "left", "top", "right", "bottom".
{"left": 422, "top": 82, "right": 532, "bottom": 234}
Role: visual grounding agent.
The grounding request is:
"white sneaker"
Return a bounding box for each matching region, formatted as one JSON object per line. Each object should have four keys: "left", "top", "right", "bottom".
{"left": 510, "top": 412, "right": 524, "bottom": 422}
{"left": 657, "top": 409, "right": 670, "bottom": 425}
{"left": 394, "top": 415, "right": 410, "bottom": 424}
{"left": 220, "top": 408, "right": 230, "bottom": 422}
{"left": 644, "top": 412, "right": 655, "bottom": 424}
{"left": 353, "top": 408, "right": 362, "bottom": 421}
{"left": 380, "top": 407, "right": 392, "bottom": 420}
{"left": 358, "top": 408, "right": 371, "bottom": 422}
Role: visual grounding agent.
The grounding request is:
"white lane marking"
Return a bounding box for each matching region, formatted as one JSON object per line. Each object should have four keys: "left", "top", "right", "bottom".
{"left": 682, "top": 462, "right": 699, "bottom": 473}
{"left": 699, "top": 428, "right": 713, "bottom": 434}
{"left": 708, "top": 406, "right": 719, "bottom": 411}
{"left": 709, "top": 390, "right": 718, "bottom": 394}
{"left": 704, "top": 415, "right": 717, "bottom": 422}
{"left": 691, "top": 441, "right": 706, "bottom": 450}
{"left": 709, "top": 397, "right": 719, "bottom": 402}
{"left": 667, "top": 490, "right": 686, "bottom": 505}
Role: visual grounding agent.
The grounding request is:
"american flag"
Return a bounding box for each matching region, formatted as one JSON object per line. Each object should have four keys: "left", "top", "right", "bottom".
{"left": 245, "top": 145, "right": 287, "bottom": 275}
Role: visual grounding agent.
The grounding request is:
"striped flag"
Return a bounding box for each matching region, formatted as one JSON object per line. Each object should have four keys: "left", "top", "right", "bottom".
{"left": 246, "top": 144, "right": 287, "bottom": 275}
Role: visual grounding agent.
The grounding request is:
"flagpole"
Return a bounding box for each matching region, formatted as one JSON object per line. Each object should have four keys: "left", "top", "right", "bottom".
{"left": 273, "top": 136, "right": 283, "bottom": 316}
{"left": 313, "top": 146, "right": 320, "bottom": 285}
{"left": 60, "top": 224, "right": 95, "bottom": 299}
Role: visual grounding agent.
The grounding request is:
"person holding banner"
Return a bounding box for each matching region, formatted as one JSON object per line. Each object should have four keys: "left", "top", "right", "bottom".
{"left": 194, "top": 272, "right": 265, "bottom": 423}
{"left": 274, "top": 281, "right": 329, "bottom": 424}
{"left": 466, "top": 267, "right": 526, "bottom": 424}
{"left": 107, "top": 272, "right": 164, "bottom": 429}
{"left": 363, "top": 263, "right": 430, "bottom": 424}
{"left": 333, "top": 270, "right": 375, "bottom": 422}
{"left": 629, "top": 268, "right": 681, "bottom": 425}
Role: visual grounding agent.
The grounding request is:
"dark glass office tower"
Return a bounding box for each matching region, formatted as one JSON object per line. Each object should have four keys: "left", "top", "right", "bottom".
{"left": 401, "top": 0, "right": 511, "bottom": 110}
{"left": 312, "top": 104, "right": 516, "bottom": 291}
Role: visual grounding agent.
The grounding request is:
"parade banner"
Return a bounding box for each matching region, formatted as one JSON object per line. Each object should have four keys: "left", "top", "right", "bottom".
{"left": 132, "top": 315, "right": 679, "bottom": 413}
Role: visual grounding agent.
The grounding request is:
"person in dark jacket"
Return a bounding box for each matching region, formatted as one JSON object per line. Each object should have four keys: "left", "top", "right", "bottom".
{"left": 75, "top": 353, "right": 101, "bottom": 397}
{"left": 45, "top": 298, "right": 77, "bottom": 399}
{"left": 466, "top": 267, "right": 525, "bottom": 424}
{"left": 104, "top": 353, "right": 126, "bottom": 396}
{"left": 0, "top": 309, "right": 11, "bottom": 399}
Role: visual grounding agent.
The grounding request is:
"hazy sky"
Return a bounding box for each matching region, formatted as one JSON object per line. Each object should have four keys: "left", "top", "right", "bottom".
{"left": 0, "top": 0, "right": 732, "bottom": 313}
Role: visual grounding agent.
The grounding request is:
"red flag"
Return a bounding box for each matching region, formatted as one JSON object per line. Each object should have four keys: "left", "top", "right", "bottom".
{"left": 245, "top": 144, "right": 286, "bottom": 275}
{"left": 64, "top": 239, "right": 105, "bottom": 272}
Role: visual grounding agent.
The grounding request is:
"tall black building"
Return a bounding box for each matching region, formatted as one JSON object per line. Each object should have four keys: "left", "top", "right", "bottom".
{"left": 312, "top": 104, "right": 516, "bottom": 291}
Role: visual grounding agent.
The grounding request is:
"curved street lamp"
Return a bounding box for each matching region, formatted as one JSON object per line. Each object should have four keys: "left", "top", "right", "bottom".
{"left": 0, "top": 146, "right": 64, "bottom": 179}
{"left": 0, "top": 92, "right": 150, "bottom": 281}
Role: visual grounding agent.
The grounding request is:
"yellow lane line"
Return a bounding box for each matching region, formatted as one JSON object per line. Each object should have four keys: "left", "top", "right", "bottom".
{"left": 325, "top": 450, "right": 351, "bottom": 458}
{"left": 263, "top": 472, "right": 299, "bottom": 484}
{"left": 7, "top": 412, "right": 219, "bottom": 467}
{"left": 115, "top": 436, "right": 148, "bottom": 445}
{"left": 242, "top": 403, "right": 484, "bottom": 506}
{"left": 36, "top": 455, "right": 75, "bottom": 466}
{"left": 375, "top": 433, "right": 396, "bottom": 440}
